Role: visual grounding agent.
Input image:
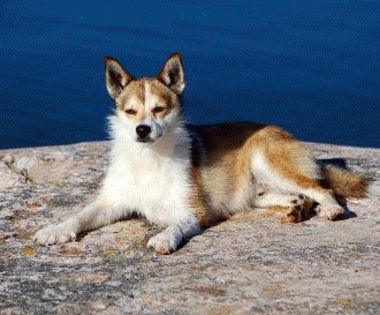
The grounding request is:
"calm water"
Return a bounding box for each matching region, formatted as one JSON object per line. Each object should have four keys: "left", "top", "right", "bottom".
{"left": 1, "top": 1, "right": 379, "bottom": 149}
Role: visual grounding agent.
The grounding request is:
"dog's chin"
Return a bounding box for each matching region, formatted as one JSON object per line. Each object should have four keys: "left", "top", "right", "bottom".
{"left": 136, "top": 137, "right": 154, "bottom": 143}
{"left": 136, "top": 138, "right": 157, "bottom": 144}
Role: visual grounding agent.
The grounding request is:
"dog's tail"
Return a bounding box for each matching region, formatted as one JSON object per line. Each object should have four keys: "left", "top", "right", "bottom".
{"left": 321, "top": 166, "right": 369, "bottom": 199}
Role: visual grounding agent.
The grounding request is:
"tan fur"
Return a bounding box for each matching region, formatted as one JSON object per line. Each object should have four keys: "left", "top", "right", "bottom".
{"left": 191, "top": 123, "right": 368, "bottom": 223}
{"left": 190, "top": 123, "right": 264, "bottom": 219}
{"left": 254, "top": 126, "right": 320, "bottom": 188}
{"left": 189, "top": 169, "right": 210, "bottom": 227}
{"left": 116, "top": 79, "right": 179, "bottom": 122}
{"left": 321, "top": 166, "right": 368, "bottom": 199}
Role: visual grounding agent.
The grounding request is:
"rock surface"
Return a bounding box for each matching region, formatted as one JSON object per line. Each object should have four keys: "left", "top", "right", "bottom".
{"left": 0, "top": 141, "right": 379, "bottom": 314}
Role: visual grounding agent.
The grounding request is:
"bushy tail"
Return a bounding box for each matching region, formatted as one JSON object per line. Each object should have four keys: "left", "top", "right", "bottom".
{"left": 321, "top": 166, "right": 368, "bottom": 199}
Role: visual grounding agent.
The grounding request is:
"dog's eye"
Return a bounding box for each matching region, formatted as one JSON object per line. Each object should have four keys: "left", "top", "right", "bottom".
{"left": 152, "top": 106, "right": 165, "bottom": 114}
{"left": 125, "top": 109, "right": 137, "bottom": 115}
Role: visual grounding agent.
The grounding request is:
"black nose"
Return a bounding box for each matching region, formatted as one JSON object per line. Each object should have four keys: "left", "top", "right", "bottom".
{"left": 136, "top": 125, "right": 152, "bottom": 138}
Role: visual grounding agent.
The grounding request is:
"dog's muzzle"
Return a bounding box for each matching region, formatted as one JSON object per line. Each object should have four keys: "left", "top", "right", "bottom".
{"left": 136, "top": 124, "right": 152, "bottom": 142}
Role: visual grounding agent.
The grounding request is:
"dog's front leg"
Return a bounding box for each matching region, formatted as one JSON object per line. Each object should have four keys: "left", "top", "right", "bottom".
{"left": 34, "top": 198, "right": 126, "bottom": 246}
{"left": 147, "top": 218, "right": 200, "bottom": 255}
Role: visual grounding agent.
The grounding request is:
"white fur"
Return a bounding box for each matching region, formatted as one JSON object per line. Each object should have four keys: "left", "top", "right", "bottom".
{"left": 34, "top": 111, "right": 200, "bottom": 253}
{"left": 104, "top": 114, "right": 195, "bottom": 226}
{"left": 251, "top": 151, "right": 295, "bottom": 194}
{"left": 254, "top": 192, "right": 302, "bottom": 208}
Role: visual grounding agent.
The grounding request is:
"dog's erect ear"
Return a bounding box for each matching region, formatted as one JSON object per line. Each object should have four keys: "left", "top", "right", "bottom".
{"left": 105, "top": 57, "right": 134, "bottom": 99}
{"left": 158, "top": 53, "right": 185, "bottom": 95}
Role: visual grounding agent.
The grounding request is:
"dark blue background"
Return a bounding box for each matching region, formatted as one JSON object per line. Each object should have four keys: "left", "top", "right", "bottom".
{"left": 1, "top": 0, "right": 379, "bottom": 149}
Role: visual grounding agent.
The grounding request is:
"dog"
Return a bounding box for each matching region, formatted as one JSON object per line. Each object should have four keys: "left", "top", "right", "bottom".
{"left": 34, "top": 53, "right": 368, "bottom": 254}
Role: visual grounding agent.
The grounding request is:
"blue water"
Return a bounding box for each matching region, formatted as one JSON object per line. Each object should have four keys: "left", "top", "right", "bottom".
{"left": 1, "top": 0, "right": 379, "bottom": 149}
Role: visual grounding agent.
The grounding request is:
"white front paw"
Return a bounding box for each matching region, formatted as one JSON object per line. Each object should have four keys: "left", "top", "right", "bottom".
{"left": 33, "top": 223, "right": 76, "bottom": 246}
{"left": 147, "top": 230, "right": 182, "bottom": 255}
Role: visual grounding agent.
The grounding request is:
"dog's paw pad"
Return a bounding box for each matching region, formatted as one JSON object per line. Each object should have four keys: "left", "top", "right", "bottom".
{"left": 33, "top": 224, "right": 76, "bottom": 246}
{"left": 285, "top": 195, "right": 308, "bottom": 223}
{"left": 285, "top": 207, "right": 303, "bottom": 224}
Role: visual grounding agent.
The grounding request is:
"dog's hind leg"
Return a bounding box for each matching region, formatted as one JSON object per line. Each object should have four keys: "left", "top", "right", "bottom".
{"left": 34, "top": 197, "right": 129, "bottom": 246}
{"left": 251, "top": 126, "right": 345, "bottom": 221}
{"left": 253, "top": 192, "right": 315, "bottom": 223}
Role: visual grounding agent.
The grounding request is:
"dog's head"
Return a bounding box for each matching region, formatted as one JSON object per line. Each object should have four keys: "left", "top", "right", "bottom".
{"left": 105, "top": 53, "right": 185, "bottom": 143}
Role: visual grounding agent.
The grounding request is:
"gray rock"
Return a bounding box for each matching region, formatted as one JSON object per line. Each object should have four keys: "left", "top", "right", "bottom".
{"left": 0, "top": 141, "right": 379, "bottom": 315}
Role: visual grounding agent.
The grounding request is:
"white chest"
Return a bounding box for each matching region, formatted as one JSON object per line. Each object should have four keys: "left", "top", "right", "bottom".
{"left": 101, "top": 147, "right": 192, "bottom": 225}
